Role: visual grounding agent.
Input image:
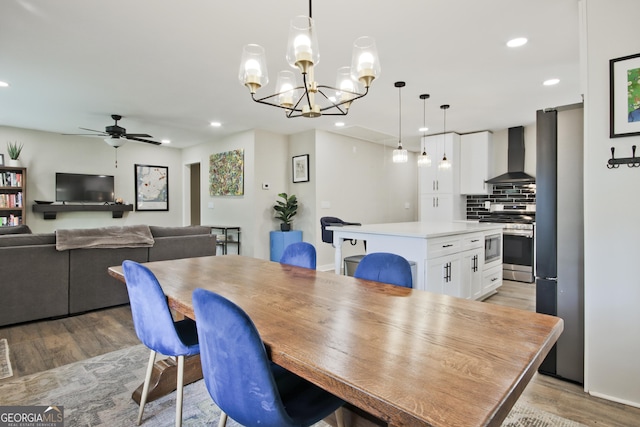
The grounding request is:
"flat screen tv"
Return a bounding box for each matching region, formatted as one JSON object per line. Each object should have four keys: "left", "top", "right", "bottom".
{"left": 55, "top": 173, "right": 115, "bottom": 203}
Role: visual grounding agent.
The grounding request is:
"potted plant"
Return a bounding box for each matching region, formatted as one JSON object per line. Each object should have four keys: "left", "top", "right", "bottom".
{"left": 274, "top": 192, "right": 298, "bottom": 231}
{"left": 7, "top": 141, "right": 23, "bottom": 167}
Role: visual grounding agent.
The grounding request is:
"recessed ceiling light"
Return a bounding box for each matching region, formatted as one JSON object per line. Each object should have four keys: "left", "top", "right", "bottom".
{"left": 419, "top": 126, "right": 429, "bottom": 132}
{"left": 506, "top": 37, "right": 528, "bottom": 48}
{"left": 0, "top": 81, "right": 9, "bottom": 88}
{"left": 210, "top": 121, "right": 222, "bottom": 127}
{"left": 543, "top": 78, "right": 560, "bottom": 86}
{"left": 335, "top": 122, "right": 345, "bottom": 127}
{"left": 161, "top": 139, "right": 171, "bottom": 144}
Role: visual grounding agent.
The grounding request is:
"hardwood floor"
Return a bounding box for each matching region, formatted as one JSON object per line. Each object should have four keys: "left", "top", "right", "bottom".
{"left": 0, "top": 305, "right": 139, "bottom": 378}
{"left": 484, "top": 280, "right": 640, "bottom": 427}
{"left": 1, "top": 281, "right": 639, "bottom": 426}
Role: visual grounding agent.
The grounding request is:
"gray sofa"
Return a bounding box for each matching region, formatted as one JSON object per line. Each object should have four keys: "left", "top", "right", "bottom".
{"left": 0, "top": 225, "right": 216, "bottom": 327}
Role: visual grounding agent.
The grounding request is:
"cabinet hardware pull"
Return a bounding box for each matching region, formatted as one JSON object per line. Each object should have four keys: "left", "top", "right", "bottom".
{"left": 471, "top": 239, "right": 479, "bottom": 242}
{"left": 442, "top": 244, "right": 453, "bottom": 248}
{"left": 491, "top": 277, "right": 498, "bottom": 282}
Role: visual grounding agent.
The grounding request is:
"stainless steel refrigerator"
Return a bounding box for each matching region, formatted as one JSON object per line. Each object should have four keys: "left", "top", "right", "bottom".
{"left": 535, "top": 106, "right": 584, "bottom": 384}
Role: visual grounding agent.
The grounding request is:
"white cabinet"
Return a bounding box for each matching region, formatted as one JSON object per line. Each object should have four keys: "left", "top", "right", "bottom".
{"left": 419, "top": 194, "right": 453, "bottom": 222}
{"left": 482, "top": 264, "right": 503, "bottom": 297}
{"left": 427, "top": 254, "right": 462, "bottom": 297}
{"left": 425, "top": 232, "right": 490, "bottom": 300}
{"left": 460, "top": 131, "right": 493, "bottom": 195}
{"left": 419, "top": 133, "right": 464, "bottom": 222}
{"left": 419, "top": 133, "right": 459, "bottom": 194}
{"left": 462, "top": 248, "right": 484, "bottom": 300}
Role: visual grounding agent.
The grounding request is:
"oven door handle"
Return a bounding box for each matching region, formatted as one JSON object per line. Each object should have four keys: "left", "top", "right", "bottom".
{"left": 503, "top": 230, "right": 534, "bottom": 238}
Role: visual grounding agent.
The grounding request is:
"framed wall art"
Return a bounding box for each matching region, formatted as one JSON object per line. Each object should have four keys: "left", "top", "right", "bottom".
{"left": 610, "top": 52, "right": 640, "bottom": 138}
{"left": 135, "top": 164, "right": 169, "bottom": 211}
{"left": 292, "top": 154, "right": 309, "bottom": 183}
{"left": 209, "top": 149, "right": 244, "bottom": 196}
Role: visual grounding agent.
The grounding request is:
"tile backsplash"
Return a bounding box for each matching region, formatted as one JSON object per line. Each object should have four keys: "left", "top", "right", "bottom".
{"left": 466, "top": 183, "right": 536, "bottom": 220}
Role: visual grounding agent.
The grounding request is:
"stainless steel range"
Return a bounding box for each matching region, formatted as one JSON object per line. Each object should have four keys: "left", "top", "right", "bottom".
{"left": 480, "top": 203, "right": 535, "bottom": 283}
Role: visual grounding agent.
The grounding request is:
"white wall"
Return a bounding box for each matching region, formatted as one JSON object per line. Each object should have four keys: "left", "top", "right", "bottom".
{"left": 0, "top": 125, "right": 183, "bottom": 232}
{"left": 254, "top": 130, "right": 290, "bottom": 259}
{"left": 288, "top": 131, "right": 317, "bottom": 245}
{"left": 583, "top": 0, "right": 640, "bottom": 407}
{"left": 315, "top": 130, "right": 418, "bottom": 270}
{"left": 181, "top": 130, "right": 288, "bottom": 259}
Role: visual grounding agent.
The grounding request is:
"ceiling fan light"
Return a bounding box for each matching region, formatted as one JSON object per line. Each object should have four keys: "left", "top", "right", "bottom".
{"left": 104, "top": 137, "right": 125, "bottom": 148}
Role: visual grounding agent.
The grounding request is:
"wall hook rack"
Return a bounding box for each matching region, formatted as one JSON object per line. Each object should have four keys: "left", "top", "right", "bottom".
{"left": 607, "top": 145, "right": 640, "bottom": 168}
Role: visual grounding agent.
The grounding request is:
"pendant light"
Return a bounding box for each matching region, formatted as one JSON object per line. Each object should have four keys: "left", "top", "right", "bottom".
{"left": 417, "top": 94, "right": 431, "bottom": 167}
{"left": 439, "top": 104, "right": 451, "bottom": 170}
{"left": 392, "top": 81, "right": 408, "bottom": 163}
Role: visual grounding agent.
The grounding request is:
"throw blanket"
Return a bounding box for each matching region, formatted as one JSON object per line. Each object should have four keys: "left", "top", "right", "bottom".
{"left": 55, "top": 225, "right": 155, "bottom": 251}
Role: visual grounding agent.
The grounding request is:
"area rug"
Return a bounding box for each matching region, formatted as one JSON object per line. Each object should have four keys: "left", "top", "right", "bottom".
{"left": 0, "top": 344, "right": 586, "bottom": 427}
{"left": 0, "top": 338, "right": 12, "bottom": 380}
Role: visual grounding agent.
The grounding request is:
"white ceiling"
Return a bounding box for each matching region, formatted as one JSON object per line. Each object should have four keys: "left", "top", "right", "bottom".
{"left": 0, "top": 0, "right": 582, "bottom": 151}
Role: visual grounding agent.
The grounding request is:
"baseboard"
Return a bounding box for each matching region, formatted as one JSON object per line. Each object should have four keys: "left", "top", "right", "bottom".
{"left": 587, "top": 390, "right": 640, "bottom": 409}
{"left": 317, "top": 263, "right": 337, "bottom": 272}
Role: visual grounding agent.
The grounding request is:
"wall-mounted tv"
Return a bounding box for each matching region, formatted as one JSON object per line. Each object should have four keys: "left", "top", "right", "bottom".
{"left": 55, "top": 173, "right": 115, "bottom": 203}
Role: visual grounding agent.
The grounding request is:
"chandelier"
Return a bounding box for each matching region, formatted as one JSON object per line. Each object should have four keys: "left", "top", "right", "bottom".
{"left": 238, "top": 0, "right": 381, "bottom": 118}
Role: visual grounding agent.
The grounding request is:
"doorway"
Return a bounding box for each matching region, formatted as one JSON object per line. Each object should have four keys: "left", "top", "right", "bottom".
{"left": 189, "top": 163, "right": 201, "bottom": 225}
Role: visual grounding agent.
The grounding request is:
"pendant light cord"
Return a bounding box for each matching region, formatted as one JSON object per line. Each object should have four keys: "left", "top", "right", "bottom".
{"left": 398, "top": 86, "right": 402, "bottom": 147}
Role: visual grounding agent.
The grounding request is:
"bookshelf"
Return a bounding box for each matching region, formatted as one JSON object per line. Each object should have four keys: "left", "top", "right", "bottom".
{"left": 0, "top": 166, "right": 26, "bottom": 227}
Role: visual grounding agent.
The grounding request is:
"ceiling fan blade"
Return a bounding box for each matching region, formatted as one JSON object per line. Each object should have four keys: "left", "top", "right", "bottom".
{"left": 62, "top": 132, "right": 105, "bottom": 136}
{"left": 124, "top": 133, "right": 153, "bottom": 138}
{"left": 125, "top": 136, "right": 162, "bottom": 145}
{"left": 79, "top": 127, "right": 107, "bottom": 134}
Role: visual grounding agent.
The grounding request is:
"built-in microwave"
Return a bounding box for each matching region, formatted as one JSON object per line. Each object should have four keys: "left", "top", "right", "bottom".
{"left": 484, "top": 233, "right": 502, "bottom": 266}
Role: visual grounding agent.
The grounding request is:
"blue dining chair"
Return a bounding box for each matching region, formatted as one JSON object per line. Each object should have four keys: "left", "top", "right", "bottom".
{"left": 122, "top": 261, "right": 226, "bottom": 427}
{"left": 354, "top": 252, "right": 413, "bottom": 288}
{"left": 192, "top": 288, "right": 345, "bottom": 427}
{"left": 279, "top": 241, "right": 316, "bottom": 269}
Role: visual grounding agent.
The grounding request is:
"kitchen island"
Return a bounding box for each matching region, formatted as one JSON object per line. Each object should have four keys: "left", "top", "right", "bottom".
{"left": 328, "top": 221, "right": 504, "bottom": 299}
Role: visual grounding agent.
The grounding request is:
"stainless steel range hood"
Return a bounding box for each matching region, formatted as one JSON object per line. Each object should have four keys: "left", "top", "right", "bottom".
{"left": 486, "top": 126, "right": 536, "bottom": 184}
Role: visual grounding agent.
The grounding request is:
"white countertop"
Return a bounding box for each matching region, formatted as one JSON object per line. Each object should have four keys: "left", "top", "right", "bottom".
{"left": 327, "top": 221, "right": 503, "bottom": 239}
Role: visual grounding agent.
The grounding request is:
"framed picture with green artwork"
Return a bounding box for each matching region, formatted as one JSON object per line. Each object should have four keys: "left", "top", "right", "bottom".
{"left": 610, "top": 52, "right": 640, "bottom": 138}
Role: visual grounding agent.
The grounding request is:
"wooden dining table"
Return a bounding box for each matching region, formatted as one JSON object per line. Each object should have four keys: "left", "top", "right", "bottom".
{"left": 109, "top": 255, "right": 562, "bottom": 427}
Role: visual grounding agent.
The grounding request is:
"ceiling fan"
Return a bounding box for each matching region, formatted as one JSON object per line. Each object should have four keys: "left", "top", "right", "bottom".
{"left": 66, "top": 114, "right": 162, "bottom": 147}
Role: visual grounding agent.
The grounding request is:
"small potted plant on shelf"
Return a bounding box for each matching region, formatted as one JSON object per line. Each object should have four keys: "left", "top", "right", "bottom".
{"left": 274, "top": 192, "right": 298, "bottom": 231}
{"left": 7, "top": 141, "right": 23, "bottom": 167}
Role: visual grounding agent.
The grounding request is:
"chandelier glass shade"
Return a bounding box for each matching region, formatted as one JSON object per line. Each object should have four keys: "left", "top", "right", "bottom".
{"left": 392, "top": 81, "right": 408, "bottom": 163}
{"left": 238, "top": 1, "right": 380, "bottom": 118}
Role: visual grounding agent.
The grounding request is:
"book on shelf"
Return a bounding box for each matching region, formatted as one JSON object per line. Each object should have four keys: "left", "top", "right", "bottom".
{"left": 1, "top": 214, "right": 22, "bottom": 226}
{"left": 1, "top": 171, "right": 22, "bottom": 187}
{"left": 0, "top": 192, "right": 22, "bottom": 208}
